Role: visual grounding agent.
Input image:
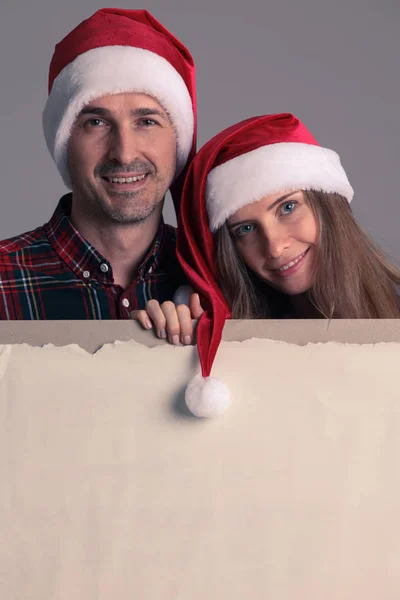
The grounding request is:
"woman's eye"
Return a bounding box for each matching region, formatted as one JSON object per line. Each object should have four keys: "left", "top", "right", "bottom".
{"left": 234, "top": 224, "right": 255, "bottom": 237}
{"left": 280, "top": 200, "right": 297, "bottom": 215}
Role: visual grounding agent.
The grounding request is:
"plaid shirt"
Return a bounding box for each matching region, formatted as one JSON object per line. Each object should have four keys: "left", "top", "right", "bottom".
{"left": 0, "top": 194, "right": 185, "bottom": 319}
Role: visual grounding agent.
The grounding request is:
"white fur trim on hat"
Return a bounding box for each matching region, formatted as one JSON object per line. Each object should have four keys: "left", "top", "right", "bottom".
{"left": 43, "top": 46, "right": 194, "bottom": 188}
{"left": 206, "top": 142, "right": 354, "bottom": 232}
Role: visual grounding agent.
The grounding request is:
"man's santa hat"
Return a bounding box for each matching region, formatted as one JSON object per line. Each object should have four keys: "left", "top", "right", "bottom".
{"left": 176, "top": 113, "right": 354, "bottom": 417}
{"left": 42, "top": 8, "right": 196, "bottom": 209}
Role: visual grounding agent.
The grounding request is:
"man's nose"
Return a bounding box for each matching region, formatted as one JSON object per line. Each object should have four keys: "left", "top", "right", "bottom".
{"left": 108, "top": 126, "right": 141, "bottom": 166}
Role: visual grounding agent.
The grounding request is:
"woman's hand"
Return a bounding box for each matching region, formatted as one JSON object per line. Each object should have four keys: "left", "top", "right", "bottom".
{"left": 130, "top": 293, "right": 204, "bottom": 345}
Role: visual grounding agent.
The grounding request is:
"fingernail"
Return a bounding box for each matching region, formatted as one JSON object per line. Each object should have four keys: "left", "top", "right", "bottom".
{"left": 172, "top": 335, "right": 180, "bottom": 345}
{"left": 145, "top": 320, "right": 152, "bottom": 329}
{"left": 160, "top": 329, "right": 167, "bottom": 339}
{"left": 184, "top": 335, "right": 192, "bottom": 345}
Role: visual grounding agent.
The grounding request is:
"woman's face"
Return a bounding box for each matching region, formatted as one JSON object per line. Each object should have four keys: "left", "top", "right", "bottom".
{"left": 226, "top": 190, "right": 318, "bottom": 296}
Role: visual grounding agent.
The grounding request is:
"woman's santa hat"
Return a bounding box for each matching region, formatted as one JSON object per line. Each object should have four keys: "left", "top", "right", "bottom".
{"left": 42, "top": 8, "right": 196, "bottom": 208}
{"left": 176, "top": 113, "right": 354, "bottom": 417}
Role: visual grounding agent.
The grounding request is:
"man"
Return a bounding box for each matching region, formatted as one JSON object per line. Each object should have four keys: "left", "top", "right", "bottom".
{"left": 0, "top": 9, "right": 196, "bottom": 319}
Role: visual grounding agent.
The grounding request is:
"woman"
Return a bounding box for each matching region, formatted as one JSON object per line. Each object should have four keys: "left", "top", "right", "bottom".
{"left": 132, "top": 113, "right": 400, "bottom": 416}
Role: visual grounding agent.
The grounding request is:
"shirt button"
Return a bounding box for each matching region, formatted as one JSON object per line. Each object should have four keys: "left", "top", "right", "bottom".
{"left": 83, "top": 270, "right": 90, "bottom": 279}
{"left": 100, "top": 263, "right": 109, "bottom": 273}
{"left": 122, "top": 298, "right": 130, "bottom": 308}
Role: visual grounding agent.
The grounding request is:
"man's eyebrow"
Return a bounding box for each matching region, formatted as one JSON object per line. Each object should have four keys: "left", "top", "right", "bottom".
{"left": 132, "top": 107, "right": 169, "bottom": 120}
{"left": 77, "top": 105, "right": 170, "bottom": 122}
{"left": 78, "top": 106, "right": 111, "bottom": 118}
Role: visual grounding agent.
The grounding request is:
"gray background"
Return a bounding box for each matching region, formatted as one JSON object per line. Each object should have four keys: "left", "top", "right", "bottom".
{"left": 0, "top": 0, "right": 399, "bottom": 258}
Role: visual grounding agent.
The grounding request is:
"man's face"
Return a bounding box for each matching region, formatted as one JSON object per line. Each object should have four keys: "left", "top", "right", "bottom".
{"left": 67, "top": 92, "right": 177, "bottom": 225}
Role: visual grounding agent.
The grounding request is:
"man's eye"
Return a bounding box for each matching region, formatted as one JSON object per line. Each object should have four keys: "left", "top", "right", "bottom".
{"left": 140, "top": 118, "right": 158, "bottom": 127}
{"left": 234, "top": 224, "right": 256, "bottom": 238}
{"left": 87, "top": 118, "right": 106, "bottom": 127}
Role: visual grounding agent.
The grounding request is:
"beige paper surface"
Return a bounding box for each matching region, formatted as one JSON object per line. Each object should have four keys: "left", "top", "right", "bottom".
{"left": 1, "top": 338, "right": 400, "bottom": 599}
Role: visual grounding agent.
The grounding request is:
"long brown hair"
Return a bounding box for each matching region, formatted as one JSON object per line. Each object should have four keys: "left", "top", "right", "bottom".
{"left": 214, "top": 191, "right": 400, "bottom": 319}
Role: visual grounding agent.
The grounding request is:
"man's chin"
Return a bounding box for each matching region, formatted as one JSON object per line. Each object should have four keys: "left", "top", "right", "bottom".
{"left": 105, "top": 188, "right": 144, "bottom": 199}
{"left": 99, "top": 200, "right": 158, "bottom": 225}
{"left": 100, "top": 208, "right": 150, "bottom": 225}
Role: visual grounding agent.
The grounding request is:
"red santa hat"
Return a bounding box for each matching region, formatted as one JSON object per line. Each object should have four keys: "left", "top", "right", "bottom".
{"left": 177, "top": 113, "right": 354, "bottom": 417}
{"left": 42, "top": 8, "right": 196, "bottom": 208}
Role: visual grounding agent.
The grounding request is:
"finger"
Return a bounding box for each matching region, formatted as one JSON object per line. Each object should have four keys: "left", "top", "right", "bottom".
{"left": 145, "top": 299, "right": 167, "bottom": 339}
{"left": 189, "top": 293, "right": 205, "bottom": 319}
{"left": 176, "top": 304, "right": 194, "bottom": 345}
{"left": 129, "top": 309, "right": 153, "bottom": 330}
{"left": 160, "top": 301, "right": 181, "bottom": 345}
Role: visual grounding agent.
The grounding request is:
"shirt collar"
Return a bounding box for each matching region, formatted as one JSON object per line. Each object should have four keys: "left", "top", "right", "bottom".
{"left": 44, "top": 194, "right": 167, "bottom": 284}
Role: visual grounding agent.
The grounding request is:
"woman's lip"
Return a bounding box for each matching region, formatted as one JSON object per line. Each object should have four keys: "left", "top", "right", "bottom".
{"left": 270, "top": 248, "right": 310, "bottom": 278}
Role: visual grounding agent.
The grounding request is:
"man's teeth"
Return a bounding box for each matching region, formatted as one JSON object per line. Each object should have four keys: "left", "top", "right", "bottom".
{"left": 107, "top": 174, "right": 146, "bottom": 183}
{"left": 278, "top": 251, "right": 306, "bottom": 271}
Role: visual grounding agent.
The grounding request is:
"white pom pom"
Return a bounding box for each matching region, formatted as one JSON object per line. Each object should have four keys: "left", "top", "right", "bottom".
{"left": 185, "top": 374, "right": 230, "bottom": 418}
{"left": 172, "top": 285, "right": 193, "bottom": 307}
